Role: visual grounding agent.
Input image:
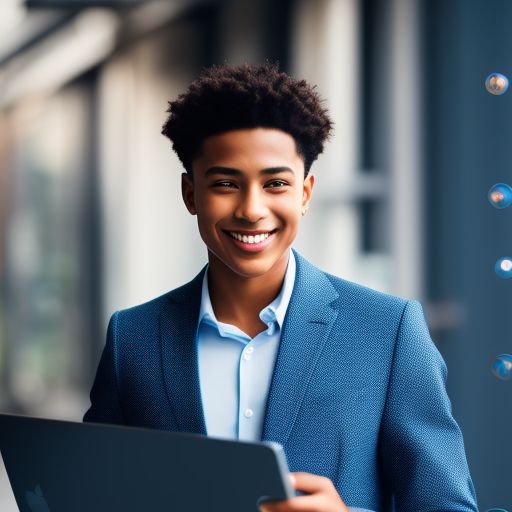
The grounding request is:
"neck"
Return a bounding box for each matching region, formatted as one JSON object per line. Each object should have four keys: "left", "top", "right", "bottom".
{"left": 206, "top": 250, "right": 290, "bottom": 326}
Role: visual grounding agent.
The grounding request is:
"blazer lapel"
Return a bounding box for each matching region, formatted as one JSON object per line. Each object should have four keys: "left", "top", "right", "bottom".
{"left": 261, "top": 249, "right": 339, "bottom": 446}
{"left": 160, "top": 266, "right": 208, "bottom": 435}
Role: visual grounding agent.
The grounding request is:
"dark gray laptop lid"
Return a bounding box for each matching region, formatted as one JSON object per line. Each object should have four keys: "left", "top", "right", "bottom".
{"left": 0, "top": 413, "right": 294, "bottom": 512}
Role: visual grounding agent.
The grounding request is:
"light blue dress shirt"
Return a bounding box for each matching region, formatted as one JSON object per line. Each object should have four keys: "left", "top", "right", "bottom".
{"left": 196, "top": 249, "right": 296, "bottom": 441}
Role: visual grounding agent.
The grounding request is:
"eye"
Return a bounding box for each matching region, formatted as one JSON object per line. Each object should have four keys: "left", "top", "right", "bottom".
{"left": 266, "top": 180, "right": 288, "bottom": 188}
{"left": 213, "top": 181, "right": 237, "bottom": 188}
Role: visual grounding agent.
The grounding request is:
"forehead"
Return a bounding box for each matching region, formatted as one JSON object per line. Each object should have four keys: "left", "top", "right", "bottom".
{"left": 193, "top": 128, "right": 302, "bottom": 173}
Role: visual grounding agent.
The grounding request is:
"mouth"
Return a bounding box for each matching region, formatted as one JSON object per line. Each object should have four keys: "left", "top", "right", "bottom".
{"left": 223, "top": 229, "right": 278, "bottom": 244}
{"left": 222, "top": 228, "right": 278, "bottom": 250}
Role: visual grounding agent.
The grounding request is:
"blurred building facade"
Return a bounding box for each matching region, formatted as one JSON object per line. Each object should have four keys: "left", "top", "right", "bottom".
{"left": 0, "top": 0, "right": 510, "bottom": 508}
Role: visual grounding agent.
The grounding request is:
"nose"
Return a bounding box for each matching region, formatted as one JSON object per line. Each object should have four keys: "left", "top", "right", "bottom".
{"left": 234, "top": 185, "right": 269, "bottom": 223}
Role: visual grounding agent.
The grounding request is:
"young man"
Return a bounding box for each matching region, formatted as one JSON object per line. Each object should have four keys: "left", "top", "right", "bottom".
{"left": 84, "top": 63, "right": 478, "bottom": 512}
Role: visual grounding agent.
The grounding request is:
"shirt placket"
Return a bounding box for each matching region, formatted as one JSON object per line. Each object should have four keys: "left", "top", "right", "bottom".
{"left": 238, "top": 339, "right": 256, "bottom": 440}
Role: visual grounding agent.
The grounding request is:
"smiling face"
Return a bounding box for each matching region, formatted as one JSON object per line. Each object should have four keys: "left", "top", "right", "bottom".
{"left": 182, "top": 127, "right": 314, "bottom": 280}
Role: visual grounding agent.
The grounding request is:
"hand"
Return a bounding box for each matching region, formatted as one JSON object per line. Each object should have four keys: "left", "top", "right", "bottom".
{"left": 259, "top": 472, "right": 349, "bottom": 512}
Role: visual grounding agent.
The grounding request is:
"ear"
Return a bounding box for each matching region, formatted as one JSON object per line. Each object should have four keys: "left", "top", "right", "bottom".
{"left": 302, "top": 173, "right": 315, "bottom": 210}
{"left": 181, "top": 172, "right": 197, "bottom": 215}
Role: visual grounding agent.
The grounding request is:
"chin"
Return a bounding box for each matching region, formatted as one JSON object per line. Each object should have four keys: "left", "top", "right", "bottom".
{"left": 207, "top": 242, "right": 290, "bottom": 276}
{"left": 227, "top": 261, "right": 275, "bottom": 278}
{"left": 245, "top": 254, "right": 291, "bottom": 274}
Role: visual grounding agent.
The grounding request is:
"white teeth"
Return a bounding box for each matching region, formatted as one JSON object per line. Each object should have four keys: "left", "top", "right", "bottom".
{"left": 229, "top": 231, "right": 271, "bottom": 243}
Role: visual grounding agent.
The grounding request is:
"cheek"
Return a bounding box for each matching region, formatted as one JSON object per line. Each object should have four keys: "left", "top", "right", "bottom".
{"left": 276, "top": 211, "right": 301, "bottom": 241}
{"left": 196, "top": 200, "right": 230, "bottom": 235}
{"left": 279, "top": 202, "right": 302, "bottom": 223}
{"left": 202, "top": 203, "right": 230, "bottom": 223}
{"left": 195, "top": 192, "right": 223, "bottom": 217}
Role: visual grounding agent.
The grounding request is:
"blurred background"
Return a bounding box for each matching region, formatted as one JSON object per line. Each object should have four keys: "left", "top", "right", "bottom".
{"left": 0, "top": 0, "right": 510, "bottom": 509}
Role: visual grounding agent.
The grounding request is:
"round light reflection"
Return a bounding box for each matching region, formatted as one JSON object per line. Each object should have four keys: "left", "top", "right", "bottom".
{"left": 485, "top": 73, "right": 509, "bottom": 95}
{"left": 495, "top": 257, "right": 512, "bottom": 279}
{"left": 490, "top": 354, "right": 512, "bottom": 381}
{"left": 488, "top": 183, "right": 512, "bottom": 209}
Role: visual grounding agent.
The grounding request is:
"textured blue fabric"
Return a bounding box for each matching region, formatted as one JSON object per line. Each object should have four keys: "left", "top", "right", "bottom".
{"left": 83, "top": 248, "right": 479, "bottom": 511}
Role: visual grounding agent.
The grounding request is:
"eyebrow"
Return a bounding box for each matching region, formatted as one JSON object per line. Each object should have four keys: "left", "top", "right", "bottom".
{"left": 204, "top": 166, "right": 295, "bottom": 177}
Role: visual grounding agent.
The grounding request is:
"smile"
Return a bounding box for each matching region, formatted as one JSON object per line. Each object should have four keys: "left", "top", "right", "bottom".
{"left": 224, "top": 229, "right": 277, "bottom": 245}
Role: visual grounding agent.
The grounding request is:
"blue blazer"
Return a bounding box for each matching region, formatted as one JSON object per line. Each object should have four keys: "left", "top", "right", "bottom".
{"left": 83, "top": 249, "right": 478, "bottom": 512}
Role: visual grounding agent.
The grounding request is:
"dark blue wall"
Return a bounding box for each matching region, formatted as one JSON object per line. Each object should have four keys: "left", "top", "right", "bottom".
{"left": 424, "top": 0, "right": 512, "bottom": 508}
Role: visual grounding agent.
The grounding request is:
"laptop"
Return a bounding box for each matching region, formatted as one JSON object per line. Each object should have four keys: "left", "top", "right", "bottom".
{"left": 0, "top": 413, "right": 294, "bottom": 512}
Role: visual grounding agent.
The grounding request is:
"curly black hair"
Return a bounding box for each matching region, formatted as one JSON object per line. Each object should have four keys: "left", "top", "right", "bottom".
{"left": 161, "top": 62, "right": 333, "bottom": 178}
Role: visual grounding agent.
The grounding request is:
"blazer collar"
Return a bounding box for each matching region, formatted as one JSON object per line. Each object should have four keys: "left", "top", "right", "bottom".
{"left": 160, "top": 265, "right": 208, "bottom": 435}
{"left": 159, "top": 248, "right": 339, "bottom": 441}
{"left": 261, "top": 249, "right": 339, "bottom": 446}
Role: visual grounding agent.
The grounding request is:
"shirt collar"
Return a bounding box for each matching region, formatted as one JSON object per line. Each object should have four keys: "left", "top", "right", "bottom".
{"left": 198, "top": 249, "right": 296, "bottom": 336}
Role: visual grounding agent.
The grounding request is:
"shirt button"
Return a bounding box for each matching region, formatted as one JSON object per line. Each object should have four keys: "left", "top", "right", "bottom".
{"left": 243, "top": 346, "right": 254, "bottom": 360}
{"left": 244, "top": 408, "right": 254, "bottom": 418}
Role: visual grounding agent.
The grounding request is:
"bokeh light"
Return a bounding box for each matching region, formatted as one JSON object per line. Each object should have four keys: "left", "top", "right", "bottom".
{"left": 488, "top": 183, "right": 512, "bottom": 209}
{"left": 485, "top": 72, "right": 509, "bottom": 95}
{"left": 490, "top": 354, "right": 512, "bottom": 380}
{"left": 495, "top": 257, "right": 512, "bottom": 278}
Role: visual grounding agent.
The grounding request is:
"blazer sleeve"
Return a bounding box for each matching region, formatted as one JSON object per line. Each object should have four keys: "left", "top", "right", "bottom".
{"left": 83, "top": 312, "right": 125, "bottom": 425}
{"left": 378, "top": 300, "right": 478, "bottom": 512}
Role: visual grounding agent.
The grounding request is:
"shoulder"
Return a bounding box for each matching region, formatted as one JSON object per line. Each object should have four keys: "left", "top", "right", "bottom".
{"left": 327, "top": 271, "right": 415, "bottom": 334}
{"left": 112, "top": 264, "right": 207, "bottom": 325}
{"left": 326, "top": 270, "right": 409, "bottom": 309}
{"left": 294, "top": 249, "right": 410, "bottom": 317}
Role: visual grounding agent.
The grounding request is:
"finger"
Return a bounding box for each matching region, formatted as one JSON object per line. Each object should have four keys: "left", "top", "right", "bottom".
{"left": 259, "top": 495, "right": 313, "bottom": 512}
{"left": 259, "top": 500, "right": 289, "bottom": 512}
{"left": 259, "top": 499, "right": 303, "bottom": 512}
{"left": 260, "top": 494, "right": 336, "bottom": 512}
{"left": 290, "top": 472, "right": 335, "bottom": 493}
